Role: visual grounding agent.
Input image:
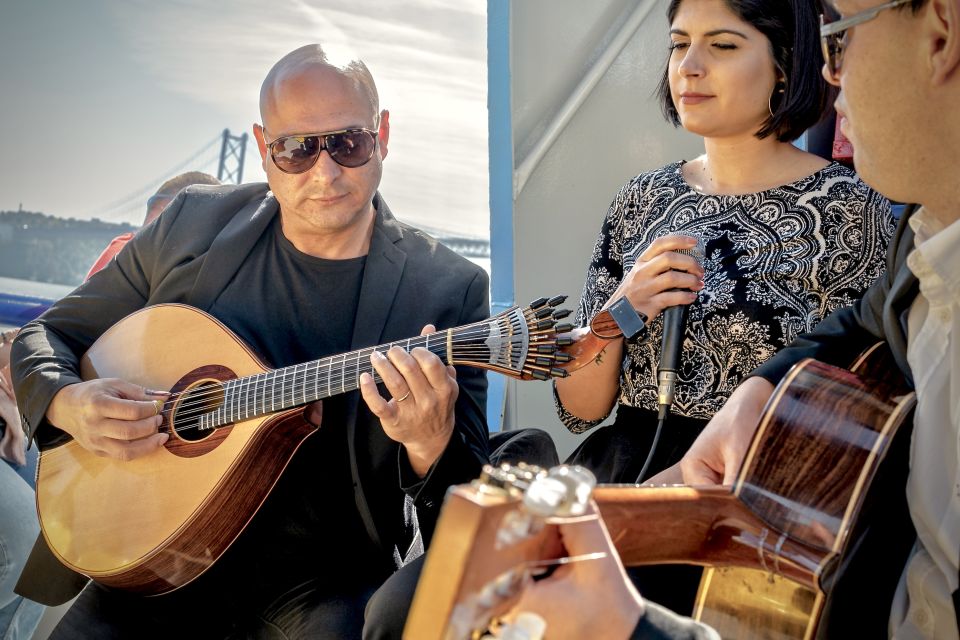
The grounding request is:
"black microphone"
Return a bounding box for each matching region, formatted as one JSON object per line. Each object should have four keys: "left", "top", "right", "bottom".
{"left": 656, "top": 238, "right": 705, "bottom": 420}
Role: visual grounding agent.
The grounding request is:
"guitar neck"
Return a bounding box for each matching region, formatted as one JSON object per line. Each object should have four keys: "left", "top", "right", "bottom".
{"left": 202, "top": 329, "right": 470, "bottom": 429}
{"left": 594, "top": 485, "right": 825, "bottom": 589}
{"left": 195, "top": 300, "right": 576, "bottom": 430}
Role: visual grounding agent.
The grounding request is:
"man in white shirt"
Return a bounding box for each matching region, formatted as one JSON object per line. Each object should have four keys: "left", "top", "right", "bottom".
{"left": 676, "top": 0, "right": 960, "bottom": 637}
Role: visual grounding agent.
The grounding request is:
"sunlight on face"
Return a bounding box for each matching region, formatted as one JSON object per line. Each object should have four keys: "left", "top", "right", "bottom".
{"left": 667, "top": 0, "right": 779, "bottom": 140}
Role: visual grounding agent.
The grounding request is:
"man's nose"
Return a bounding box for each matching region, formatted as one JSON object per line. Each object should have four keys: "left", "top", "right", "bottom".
{"left": 308, "top": 149, "right": 343, "bottom": 183}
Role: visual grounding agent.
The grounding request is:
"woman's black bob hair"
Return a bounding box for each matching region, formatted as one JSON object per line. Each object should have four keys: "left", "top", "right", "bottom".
{"left": 656, "top": 0, "right": 832, "bottom": 142}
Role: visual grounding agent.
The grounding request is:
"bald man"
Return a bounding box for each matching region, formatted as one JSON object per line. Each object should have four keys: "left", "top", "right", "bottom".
{"left": 12, "top": 45, "right": 489, "bottom": 638}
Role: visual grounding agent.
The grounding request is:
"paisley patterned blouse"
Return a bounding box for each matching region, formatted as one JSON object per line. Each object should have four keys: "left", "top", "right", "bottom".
{"left": 557, "top": 160, "right": 895, "bottom": 433}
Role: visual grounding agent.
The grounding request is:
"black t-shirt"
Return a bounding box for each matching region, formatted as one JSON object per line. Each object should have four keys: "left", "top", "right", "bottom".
{"left": 205, "top": 216, "right": 386, "bottom": 597}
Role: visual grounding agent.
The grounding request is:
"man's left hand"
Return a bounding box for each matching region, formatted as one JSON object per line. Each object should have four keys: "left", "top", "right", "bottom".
{"left": 360, "top": 324, "right": 458, "bottom": 477}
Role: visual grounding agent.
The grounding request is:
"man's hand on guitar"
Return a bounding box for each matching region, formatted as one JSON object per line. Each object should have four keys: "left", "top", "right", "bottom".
{"left": 679, "top": 376, "right": 774, "bottom": 485}
{"left": 46, "top": 379, "right": 170, "bottom": 461}
{"left": 360, "top": 324, "right": 458, "bottom": 477}
{"left": 512, "top": 503, "right": 644, "bottom": 640}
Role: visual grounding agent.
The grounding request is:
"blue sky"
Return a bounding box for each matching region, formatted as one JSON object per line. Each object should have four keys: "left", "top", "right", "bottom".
{"left": 0, "top": 0, "right": 489, "bottom": 237}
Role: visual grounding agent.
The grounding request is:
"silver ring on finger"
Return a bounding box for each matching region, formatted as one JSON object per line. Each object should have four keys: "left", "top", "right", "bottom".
{"left": 395, "top": 391, "right": 411, "bottom": 403}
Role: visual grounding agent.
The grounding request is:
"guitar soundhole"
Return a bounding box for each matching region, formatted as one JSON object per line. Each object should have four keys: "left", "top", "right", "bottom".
{"left": 172, "top": 380, "right": 226, "bottom": 442}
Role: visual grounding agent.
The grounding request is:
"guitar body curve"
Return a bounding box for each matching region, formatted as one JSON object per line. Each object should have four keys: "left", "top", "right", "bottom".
{"left": 693, "top": 344, "right": 916, "bottom": 639}
{"left": 36, "top": 304, "right": 317, "bottom": 595}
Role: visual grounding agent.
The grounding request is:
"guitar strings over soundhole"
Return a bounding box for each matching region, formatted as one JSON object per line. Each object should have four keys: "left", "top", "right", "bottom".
{"left": 170, "top": 380, "right": 225, "bottom": 442}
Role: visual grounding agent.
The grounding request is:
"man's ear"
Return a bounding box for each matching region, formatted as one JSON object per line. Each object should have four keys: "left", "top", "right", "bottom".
{"left": 378, "top": 109, "right": 390, "bottom": 161}
{"left": 252, "top": 123, "right": 269, "bottom": 171}
{"left": 926, "top": 0, "right": 960, "bottom": 85}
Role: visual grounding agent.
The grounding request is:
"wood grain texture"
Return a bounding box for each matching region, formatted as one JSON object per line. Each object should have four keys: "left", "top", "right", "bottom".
{"left": 37, "top": 304, "right": 318, "bottom": 594}
{"left": 405, "top": 344, "right": 916, "bottom": 639}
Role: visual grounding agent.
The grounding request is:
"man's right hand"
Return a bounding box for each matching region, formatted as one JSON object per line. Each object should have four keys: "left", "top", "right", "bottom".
{"left": 679, "top": 376, "right": 775, "bottom": 485}
{"left": 46, "top": 379, "right": 169, "bottom": 461}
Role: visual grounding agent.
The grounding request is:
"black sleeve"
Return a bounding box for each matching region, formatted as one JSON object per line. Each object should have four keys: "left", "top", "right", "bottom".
{"left": 398, "top": 267, "right": 490, "bottom": 545}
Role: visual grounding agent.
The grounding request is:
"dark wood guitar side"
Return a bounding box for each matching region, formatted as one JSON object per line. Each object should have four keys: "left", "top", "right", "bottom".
{"left": 404, "top": 344, "right": 916, "bottom": 639}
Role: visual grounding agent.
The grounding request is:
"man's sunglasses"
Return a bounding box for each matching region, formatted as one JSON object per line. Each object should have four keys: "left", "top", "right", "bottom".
{"left": 264, "top": 128, "right": 379, "bottom": 174}
{"left": 820, "top": 0, "right": 910, "bottom": 81}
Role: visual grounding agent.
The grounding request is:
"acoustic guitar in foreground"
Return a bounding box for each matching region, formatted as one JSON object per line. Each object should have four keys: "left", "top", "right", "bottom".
{"left": 406, "top": 343, "right": 916, "bottom": 639}
{"left": 36, "top": 296, "right": 630, "bottom": 596}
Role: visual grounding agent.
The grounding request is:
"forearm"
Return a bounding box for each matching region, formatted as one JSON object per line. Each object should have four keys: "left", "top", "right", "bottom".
{"left": 554, "top": 338, "right": 624, "bottom": 423}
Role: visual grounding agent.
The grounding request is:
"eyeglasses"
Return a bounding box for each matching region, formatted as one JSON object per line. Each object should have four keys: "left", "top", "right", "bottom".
{"left": 820, "top": 0, "right": 910, "bottom": 81}
{"left": 263, "top": 128, "right": 379, "bottom": 174}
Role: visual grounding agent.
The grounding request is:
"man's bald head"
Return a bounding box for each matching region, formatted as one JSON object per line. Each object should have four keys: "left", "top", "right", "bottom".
{"left": 259, "top": 44, "right": 379, "bottom": 124}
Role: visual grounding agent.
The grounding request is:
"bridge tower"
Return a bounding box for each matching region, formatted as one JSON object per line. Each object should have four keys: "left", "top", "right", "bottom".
{"left": 217, "top": 129, "right": 248, "bottom": 184}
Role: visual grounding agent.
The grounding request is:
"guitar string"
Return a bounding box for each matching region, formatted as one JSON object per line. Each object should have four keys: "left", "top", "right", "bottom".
{"left": 166, "top": 346, "right": 554, "bottom": 432}
{"left": 166, "top": 335, "right": 543, "bottom": 425}
{"left": 159, "top": 308, "right": 555, "bottom": 418}
{"left": 159, "top": 310, "right": 549, "bottom": 412}
{"left": 163, "top": 326, "right": 523, "bottom": 412}
{"left": 165, "top": 329, "right": 560, "bottom": 432}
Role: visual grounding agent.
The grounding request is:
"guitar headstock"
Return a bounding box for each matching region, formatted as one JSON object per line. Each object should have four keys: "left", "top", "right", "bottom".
{"left": 446, "top": 295, "right": 623, "bottom": 382}
{"left": 404, "top": 463, "right": 596, "bottom": 640}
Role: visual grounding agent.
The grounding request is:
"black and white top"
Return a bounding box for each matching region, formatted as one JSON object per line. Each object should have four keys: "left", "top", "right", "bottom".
{"left": 557, "top": 161, "right": 895, "bottom": 433}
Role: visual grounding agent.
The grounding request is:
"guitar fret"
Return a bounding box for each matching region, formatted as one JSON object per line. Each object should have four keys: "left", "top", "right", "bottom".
{"left": 242, "top": 376, "right": 249, "bottom": 420}
{"left": 340, "top": 354, "right": 346, "bottom": 394}
{"left": 326, "top": 358, "right": 332, "bottom": 399}
{"left": 232, "top": 378, "right": 240, "bottom": 422}
{"left": 299, "top": 363, "right": 305, "bottom": 405}
{"left": 259, "top": 373, "right": 265, "bottom": 416}
{"left": 355, "top": 351, "right": 361, "bottom": 393}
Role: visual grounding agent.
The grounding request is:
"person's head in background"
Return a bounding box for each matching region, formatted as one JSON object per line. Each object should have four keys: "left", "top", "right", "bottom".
{"left": 144, "top": 171, "right": 221, "bottom": 226}
{"left": 821, "top": 0, "right": 959, "bottom": 221}
{"left": 656, "top": 0, "right": 831, "bottom": 144}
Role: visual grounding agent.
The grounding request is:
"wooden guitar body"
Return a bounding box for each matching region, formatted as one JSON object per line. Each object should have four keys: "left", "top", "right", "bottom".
{"left": 405, "top": 344, "right": 917, "bottom": 639}
{"left": 36, "top": 296, "right": 578, "bottom": 596}
{"left": 38, "top": 304, "right": 315, "bottom": 595}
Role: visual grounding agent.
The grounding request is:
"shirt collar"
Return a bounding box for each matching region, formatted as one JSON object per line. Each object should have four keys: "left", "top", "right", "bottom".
{"left": 908, "top": 207, "right": 960, "bottom": 303}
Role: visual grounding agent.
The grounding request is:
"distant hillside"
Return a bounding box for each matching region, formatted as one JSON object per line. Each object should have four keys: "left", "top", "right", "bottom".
{"left": 0, "top": 211, "right": 138, "bottom": 286}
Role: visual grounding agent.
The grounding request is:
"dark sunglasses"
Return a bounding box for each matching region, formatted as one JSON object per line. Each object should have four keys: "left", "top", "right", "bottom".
{"left": 819, "top": 0, "right": 909, "bottom": 81}
{"left": 264, "top": 128, "right": 379, "bottom": 174}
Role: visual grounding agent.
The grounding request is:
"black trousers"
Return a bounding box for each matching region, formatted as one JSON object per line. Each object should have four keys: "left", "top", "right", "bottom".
{"left": 50, "top": 578, "right": 379, "bottom": 640}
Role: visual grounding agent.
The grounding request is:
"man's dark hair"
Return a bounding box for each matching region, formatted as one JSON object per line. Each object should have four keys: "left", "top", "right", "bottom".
{"left": 656, "top": 0, "right": 831, "bottom": 142}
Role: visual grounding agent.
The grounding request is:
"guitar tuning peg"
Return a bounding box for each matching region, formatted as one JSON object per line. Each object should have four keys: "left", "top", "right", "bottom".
{"left": 533, "top": 307, "right": 554, "bottom": 319}
{"left": 527, "top": 369, "right": 550, "bottom": 381}
{"left": 534, "top": 344, "right": 557, "bottom": 354}
{"left": 528, "top": 297, "right": 549, "bottom": 310}
{"left": 550, "top": 368, "right": 569, "bottom": 378}
{"left": 553, "top": 353, "right": 572, "bottom": 363}
{"left": 555, "top": 336, "right": 575, "bottom": 347}
{"left": 535, "top": 319, "right": 556, "bottom": 331}
{"left": 548, "top": 295, "right": 567, "bottom": 307}
{"left": 551, "top": 308, "right": 571, "bottom": 320}
{"left": 553, "top": 322, "right": 574, "bottom": 333}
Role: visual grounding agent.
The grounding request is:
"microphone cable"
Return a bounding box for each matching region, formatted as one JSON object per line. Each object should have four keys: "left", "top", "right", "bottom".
{"left": 635, "top": 408, "right": 668, "bottom": 484}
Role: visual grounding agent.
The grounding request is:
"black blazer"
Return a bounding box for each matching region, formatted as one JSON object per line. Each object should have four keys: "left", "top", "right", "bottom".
{"left": 11, "top": 183, "right": 490, "bottom": 605}
{"left": 752, "top": 204, "right": 919, "bottom": 385}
